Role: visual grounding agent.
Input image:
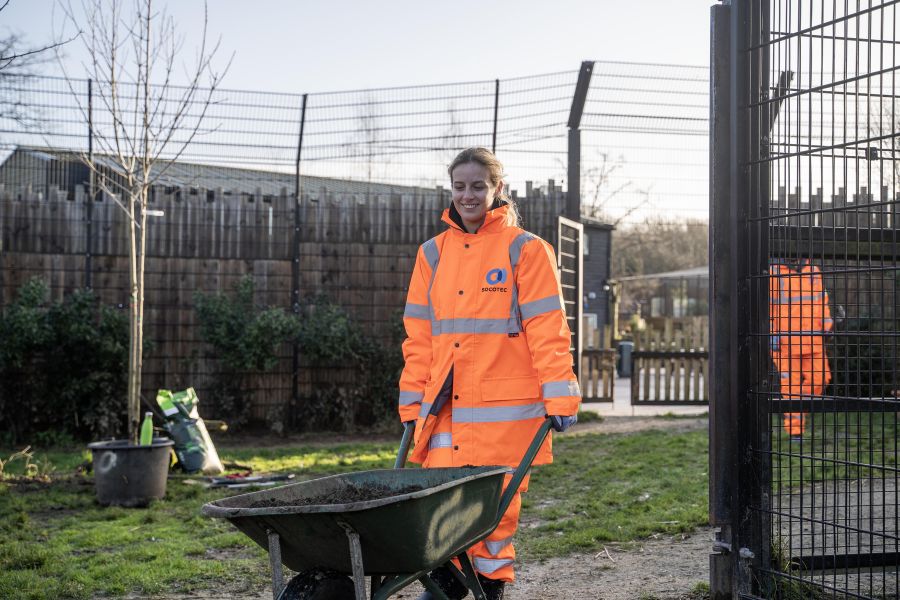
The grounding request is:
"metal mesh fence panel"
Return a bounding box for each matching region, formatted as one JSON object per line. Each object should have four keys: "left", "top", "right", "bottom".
{"left": 733, "top": 1, "right": 900, "bottom": 597}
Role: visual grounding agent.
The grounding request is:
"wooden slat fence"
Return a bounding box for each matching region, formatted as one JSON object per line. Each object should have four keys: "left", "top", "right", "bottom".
{"left": 580, "top": 322, "right": 615, "bottom": 402}
{"left": 631, "top": 317, "right": 709, "bottom": 405}
{"left": 0, "top": 178, "right": 567, "bottom": 424}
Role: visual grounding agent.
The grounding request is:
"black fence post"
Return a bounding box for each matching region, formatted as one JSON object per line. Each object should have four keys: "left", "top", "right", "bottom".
{"left": 566, "top": 61, "right": 593, "bottom": 222}
{"left": 709, "top": 3, "right": 735, "bottom": 596}
{"left": 492, "top": 78, "right": 499, "bottom": 154}
{"left": 710, "top": 1, "right": 771, "bottom": 597}
{"left": 86, "top": 78, "right": 94, "bottom": 290}
{"left": 291, "top": 93, "right": 307, "bottom": 427}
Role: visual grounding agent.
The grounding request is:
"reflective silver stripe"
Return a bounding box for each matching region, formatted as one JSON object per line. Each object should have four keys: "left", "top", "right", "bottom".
{"left": 432, "top": 318, "right": 518, "bottom": 335}
{"left": 424, "top": 237, "right": 441, "bottom": 330}
{"left": 422, "top": 238, "right": 440, "bottom": 270}
{"left": 452, "top": 403, "right": 546, "bottom": 423}
{"left": 419, "top": 402, "right": 433, "bottom": 418}
{"left": 781, "top": 330, "right": 829, "bottom": 335}
{"left": 484, "top": 537, "right": 513, "bottom": 556}
{"left": 781, "top": 373, "right": 790, "bottom": 379}
{"left": 519, "top": 295, "right": 562, "bottom": 320}
{"left": 509, "top": 232, "right": 536, "bottom": 268}
{"left": 404, "top": 303, "right": 430, "bottom": 320}
{"left": 542, "top": 380, "right": 581, "bottom": 399}
{"left": 398, "top": 391, "right": 423, "bottom": 406}
{"left": 472, "top": 557, "right": 514, "bottom": 574}
{"left": 772, "top": 292, "right": 825, "bottom": 305}
{"left": 508, "top": 232, "right": 537, "bottom": 334}
{"left": 428, "top": 432, "right": 453, "bottom": 450}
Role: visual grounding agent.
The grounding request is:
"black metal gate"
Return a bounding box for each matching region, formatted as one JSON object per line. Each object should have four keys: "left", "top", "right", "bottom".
{"left": 711, "top": 1, "right": 899, "bottom": 598}
{"left": 558, "top": 215, "right": 583, "bottom": 380}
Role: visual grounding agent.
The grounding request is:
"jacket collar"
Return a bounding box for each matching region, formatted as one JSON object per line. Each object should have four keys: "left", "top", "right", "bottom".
{"left": 442, "top": 199, "right": 509, "bottom": 234}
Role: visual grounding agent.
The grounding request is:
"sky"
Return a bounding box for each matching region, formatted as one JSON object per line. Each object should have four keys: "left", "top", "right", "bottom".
{"left": 1, "top": 0, "right": 716, "bottom": 223}
{"left": 2, "top": 0, "right": 714, "bottom": 93}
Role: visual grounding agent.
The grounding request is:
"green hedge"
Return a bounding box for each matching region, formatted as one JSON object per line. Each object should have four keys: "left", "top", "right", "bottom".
{"left": 0, "top": 279, "right": 129, "bottom": 445}
{"left": 194, "top": 278, "right": 404, "bottom": 432}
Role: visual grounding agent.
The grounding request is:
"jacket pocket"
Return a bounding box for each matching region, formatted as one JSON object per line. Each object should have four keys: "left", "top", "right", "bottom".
{"left": 481, "top": 376, "right": 541, "bottom": 401}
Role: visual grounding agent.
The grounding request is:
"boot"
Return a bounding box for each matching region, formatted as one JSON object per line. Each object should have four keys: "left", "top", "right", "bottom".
{"left": 416, "top": 565, "right": 468, "bottom": 600}
{"left": 477, "top": 574, "right": 506, "bottom": 600}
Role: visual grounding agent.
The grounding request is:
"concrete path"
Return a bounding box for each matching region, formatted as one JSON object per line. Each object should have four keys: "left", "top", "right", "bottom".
{"left": 581, "top": 376, "right": 709, "bottom": 418}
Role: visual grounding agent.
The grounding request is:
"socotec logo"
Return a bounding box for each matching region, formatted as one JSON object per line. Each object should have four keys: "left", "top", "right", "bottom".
{"left": 483, "top": 268, "right": 509, "bottom": 292}
{"left": 485, "top": 268, "right": 508, "bottom": 285}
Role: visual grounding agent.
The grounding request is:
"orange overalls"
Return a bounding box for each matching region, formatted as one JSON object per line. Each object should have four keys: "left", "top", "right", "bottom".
{"left": 398, "top": 205, "right": 581, "bottom": 582}
{"left": 769, "top": 262, "right": 833, "bottom": 437}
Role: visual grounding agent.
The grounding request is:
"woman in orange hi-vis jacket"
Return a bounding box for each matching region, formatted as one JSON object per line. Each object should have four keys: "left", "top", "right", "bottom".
{"left": 398, "top": 147, "right": 581, "bottom": 600}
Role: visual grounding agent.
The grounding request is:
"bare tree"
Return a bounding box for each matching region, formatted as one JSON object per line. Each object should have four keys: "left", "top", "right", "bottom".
{"left": 580, "top": 151, "right": 652, "bottom": 225}
{"left": 56, "top": 0, "right": 229, "bottom": 444}
{"left": 0, "top": 0, "right": 77, "bottom": 123}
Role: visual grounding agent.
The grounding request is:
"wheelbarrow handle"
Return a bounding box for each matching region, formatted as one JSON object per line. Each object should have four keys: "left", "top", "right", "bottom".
{"left": 394, "top": 421, "right": 415, "bottom": 469}
{"left": 493, "top": 417, "right": 552, "bottom": 526}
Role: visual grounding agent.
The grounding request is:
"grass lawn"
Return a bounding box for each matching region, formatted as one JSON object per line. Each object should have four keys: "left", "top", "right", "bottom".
{"left": 0, "top": 425, "right": 709, "bottom": 599}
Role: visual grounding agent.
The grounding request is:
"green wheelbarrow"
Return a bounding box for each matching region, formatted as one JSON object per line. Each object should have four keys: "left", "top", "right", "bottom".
{"left": 200, "top": 418, "right": 552, "bottom": 600}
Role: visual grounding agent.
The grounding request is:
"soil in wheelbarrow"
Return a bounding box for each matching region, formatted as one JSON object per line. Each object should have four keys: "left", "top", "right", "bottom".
{"left": 247, "top": 482, "right": 425, "bottom": 508}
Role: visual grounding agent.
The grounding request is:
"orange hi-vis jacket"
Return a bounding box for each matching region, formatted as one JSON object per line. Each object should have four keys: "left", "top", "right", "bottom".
{"left": 769, "top": 261, "right": 834, "bottom": 357}
{"left": 398, "top": 205, "right": 581, "bottom": 466}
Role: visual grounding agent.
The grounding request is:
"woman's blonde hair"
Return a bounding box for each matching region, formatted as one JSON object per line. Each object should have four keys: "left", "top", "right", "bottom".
{"left": 448, "top": 147, "right": 521, "bottom": 228}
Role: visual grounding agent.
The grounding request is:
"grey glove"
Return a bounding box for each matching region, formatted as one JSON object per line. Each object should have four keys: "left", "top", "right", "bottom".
{"left": 549, "top": 414, "right": 578, "bottom": 432}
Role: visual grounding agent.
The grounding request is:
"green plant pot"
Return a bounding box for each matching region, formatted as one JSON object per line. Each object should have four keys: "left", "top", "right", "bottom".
{"left": 87, "top": 437, "right": 174, "bottom": 507}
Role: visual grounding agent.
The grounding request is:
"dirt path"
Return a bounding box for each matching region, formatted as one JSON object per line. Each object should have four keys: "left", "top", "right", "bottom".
{"left": 182, "top": 416, "right": 712, "bottom": 599}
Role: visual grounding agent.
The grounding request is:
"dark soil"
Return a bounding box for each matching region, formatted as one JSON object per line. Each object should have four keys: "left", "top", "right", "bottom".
{"left": 247, "top": 483, "right": 425, "bottom": 508}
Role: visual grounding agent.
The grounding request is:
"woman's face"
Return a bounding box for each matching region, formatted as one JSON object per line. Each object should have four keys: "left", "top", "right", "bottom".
{"left": 451, "top": 162, "right": 501, "bottom": 233}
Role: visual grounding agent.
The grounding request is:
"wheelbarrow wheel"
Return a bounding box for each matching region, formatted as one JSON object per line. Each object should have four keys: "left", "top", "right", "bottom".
{"left": 278, "top": 568, "right": 355, "bottom": 600}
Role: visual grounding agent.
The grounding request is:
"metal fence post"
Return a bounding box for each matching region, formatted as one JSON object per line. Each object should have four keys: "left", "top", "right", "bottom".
{"left": 709, "top": 1, "right": 771, "bottom": 596}
{"left": 492, "top": 79, "right": 499, "bottom": 154}
{"left": 709, "top": 4, "right": 735, "bottom": 597}
{"left": 292, "top": 93, "right": 307, "bottom": 426}
{"left": 566, "top": 61, "right": 593, "bottom": 222}
{"left": 86, "top": 78, "right": 94, "bottom": 290}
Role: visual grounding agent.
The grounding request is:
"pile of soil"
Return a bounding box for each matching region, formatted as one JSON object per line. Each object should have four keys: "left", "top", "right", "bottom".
{"left": 247, "top": 483, "right": 425, "bottom": 508}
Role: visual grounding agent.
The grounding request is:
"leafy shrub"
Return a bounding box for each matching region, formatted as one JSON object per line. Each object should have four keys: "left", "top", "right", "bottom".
{"left": 0, "top": 278, "right": 129, "bottom": 444}
{"left": 296, "top": 295, "right": 404, "bottom": 432}
{"left": 194, "top": 276, "right": 301, "bottom": 427}
{"left": 828, "top": 317, "right": 897, "bottom": 398}
{"left": 194, "top": 281, "right": 404, "bottom": 433}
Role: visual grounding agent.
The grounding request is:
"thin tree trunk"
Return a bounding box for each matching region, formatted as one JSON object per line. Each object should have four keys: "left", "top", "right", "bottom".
{"left": 127, "top": 185, "right": 140, "bottom": 444}
{"left": 135, "top": 186, "right": 148, "bottom": 444}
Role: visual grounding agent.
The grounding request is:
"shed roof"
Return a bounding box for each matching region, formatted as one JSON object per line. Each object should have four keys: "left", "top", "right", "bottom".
{"left": 617, "top": 265, "right": 709, "bottom": 282}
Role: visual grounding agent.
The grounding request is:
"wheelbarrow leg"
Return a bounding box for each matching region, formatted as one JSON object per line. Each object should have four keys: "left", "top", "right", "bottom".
{"left": 266, "top": 529, "right": 285, "bottom": 600}
{"left": 337, "top": 519, "right": 368, "bottom": 600}
{"left": 456, "top": 553, "right": 487, "bottom": 600}
{"left": 417, "top": 574, "right": 451, "bottom": 600}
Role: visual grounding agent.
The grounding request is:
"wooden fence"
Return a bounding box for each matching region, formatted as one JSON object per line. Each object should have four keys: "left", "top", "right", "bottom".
{"left": 580, "top": 323, "right": 615, "bottom": 403}
{"left": 0, "top": 178, "right": 567, "bottom": 423}
{"left": 631, "top": 317, "right": 709, "bottom": 405}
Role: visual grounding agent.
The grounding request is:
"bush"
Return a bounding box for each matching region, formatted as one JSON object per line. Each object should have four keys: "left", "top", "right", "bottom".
{"left": 194, "top": 282, "right": 405, "bottom": 433}
{"left": 828, "top": 317, "right": 897, "bottom": 398}
{"left": 0, "top": 279, "right": 129, "bottom": 444}
{"left": 194, "top": 276, "right": 301, "bottom": 427}
{"left": 296, "top": 295, "right": 404, "bottom": 432}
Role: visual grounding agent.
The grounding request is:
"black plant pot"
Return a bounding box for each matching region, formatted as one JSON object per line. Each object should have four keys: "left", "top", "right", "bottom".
{"left": 87, "top": 437, "right": 174, "bottom": 507}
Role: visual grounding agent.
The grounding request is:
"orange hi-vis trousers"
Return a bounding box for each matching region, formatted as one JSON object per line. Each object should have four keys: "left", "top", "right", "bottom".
{"left": 774, "top": 351, "right": 831, "bottom": 436}
{"left": 423, "top": 407, "right": 527, "bottom": 583}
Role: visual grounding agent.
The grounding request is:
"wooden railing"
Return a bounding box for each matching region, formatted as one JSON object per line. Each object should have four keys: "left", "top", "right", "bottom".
{"left": 581, "top": 348, "right": 616, "bottom": 403}
{"left": 631, "top": 318, "right": 709, "bottom": 405}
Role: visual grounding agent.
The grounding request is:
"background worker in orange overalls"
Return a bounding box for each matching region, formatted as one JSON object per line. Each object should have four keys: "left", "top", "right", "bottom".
{"left": 769, "top": 260, "right": 833, "bottom": 439}
{"left": 398, "top": 147, "right": 581, "bottom": 600}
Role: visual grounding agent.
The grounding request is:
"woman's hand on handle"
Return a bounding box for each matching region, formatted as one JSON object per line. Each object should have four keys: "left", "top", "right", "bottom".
{"left": 548, "top": 414, "right": 578, "bottom": 432}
